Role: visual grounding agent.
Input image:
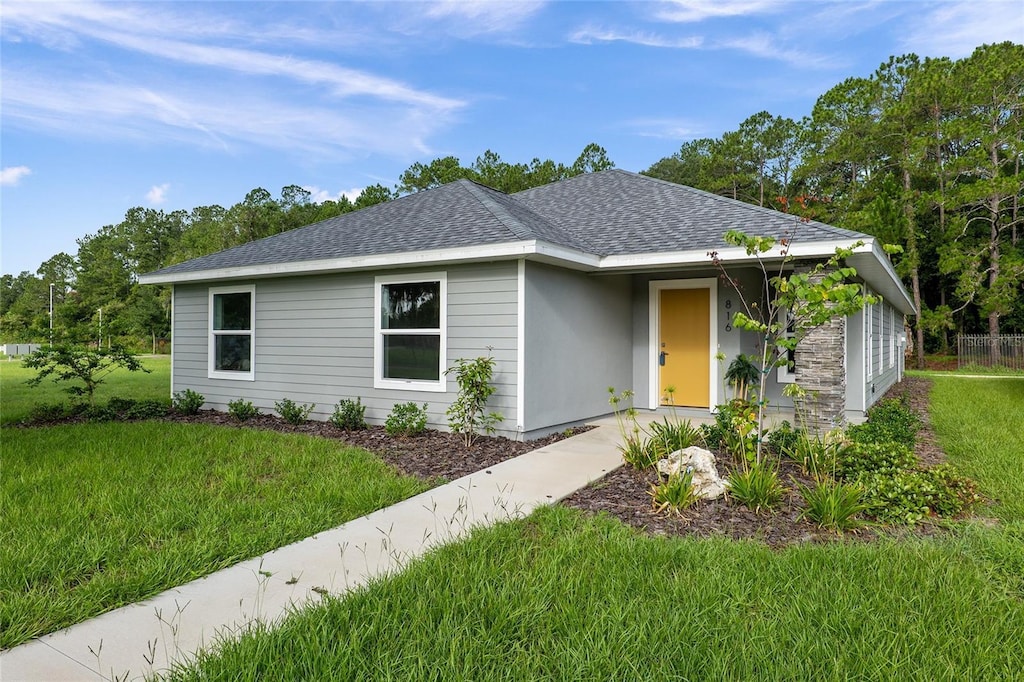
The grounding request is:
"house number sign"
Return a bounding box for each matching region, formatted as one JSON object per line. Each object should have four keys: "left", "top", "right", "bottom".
{"left": 724, "top": 299, "right": 732, "bottom": 332}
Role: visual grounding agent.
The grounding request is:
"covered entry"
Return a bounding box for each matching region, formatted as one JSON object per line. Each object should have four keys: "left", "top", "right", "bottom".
{"left": 650, "top": 278, "right": 717, "bottom": 409}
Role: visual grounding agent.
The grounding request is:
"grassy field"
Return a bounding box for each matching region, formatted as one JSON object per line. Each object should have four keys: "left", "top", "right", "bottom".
{"left": 0, "top": 355, "right": 171, "bottom": 424}
{"left": 0, "top": 422, "right": 431, "bottom": 649}
{"left": 169, "top": 377, "right": 1024, "bottom": 680}
{"left": 930, "top": 377, "right": 1024, "bottom": 521}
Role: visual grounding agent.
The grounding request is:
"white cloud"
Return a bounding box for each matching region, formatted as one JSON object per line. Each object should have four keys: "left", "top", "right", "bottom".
{"left": 146, "top": 183, "right": 170, "bottom": 205}
{"left": 900, "top": 0, "right": 1024, "bottom": 58}
{"left": 0, "top": 1, "right": 464, "bottom": 158}
{"left": 719, "top": 33, "right": 836, "bottom": 69}
{"left": 303, "top": 186, "right": 365, "bottom": 203}
{"left": 0, "top": 166, "right": 32, "bottom": 186}
{"left": 569, "top": 26, "right": 703, "bottom": 49}
{"left": 624, "top": 118, "right": 706, "bottom": 140}
{"left": 653, "top": 0, "right": 781, "bottom": 23}
{"left": 422, "top": 1, "right": 547, "bottom": 35}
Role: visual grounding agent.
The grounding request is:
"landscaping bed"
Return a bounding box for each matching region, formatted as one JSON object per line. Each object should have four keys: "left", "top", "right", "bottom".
{"left": 165, "top": 410, "right": 591, "bottom": 482}
{"left": 562, "top": 376, "right": 966, "bottom": 547}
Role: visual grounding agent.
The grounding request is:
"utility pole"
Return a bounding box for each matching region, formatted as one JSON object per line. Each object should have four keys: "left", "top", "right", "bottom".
{"left": 98, "top": 308, "right": 102, "bottom": 349}
{"left": 49, "top": 283, "right": 54, "bottom": 346}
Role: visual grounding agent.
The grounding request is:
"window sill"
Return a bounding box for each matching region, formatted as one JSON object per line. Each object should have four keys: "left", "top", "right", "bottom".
{"left": 208, "top": 370, "right": 255, "bottom": 381}
{"left": 374, "top": 377, "right": 446, "bottom": 393}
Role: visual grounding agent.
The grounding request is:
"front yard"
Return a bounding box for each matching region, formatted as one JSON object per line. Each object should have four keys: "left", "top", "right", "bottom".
{"left": 0, "top": 422, "right": 431, "bottom": 649}
{"left": 168, "top": 377, "right": 1024, "bottom": 680}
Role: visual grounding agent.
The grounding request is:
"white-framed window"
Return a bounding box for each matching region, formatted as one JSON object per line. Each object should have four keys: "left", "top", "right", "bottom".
{"left": 777, "top": 307, "right": 797, "bottom": 384}
{"left": 208, "top": 284, "right": 255, "bottom": 381}
{"left": 374, "top": 272, "right": 447, "bottom": 392}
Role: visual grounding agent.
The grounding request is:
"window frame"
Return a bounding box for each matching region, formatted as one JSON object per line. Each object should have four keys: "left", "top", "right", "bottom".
{"left": 373, "top": 272, "right": 447, "bottom": 393}
{"left": 208, "top": 284, "right": 256, "bottom": 381}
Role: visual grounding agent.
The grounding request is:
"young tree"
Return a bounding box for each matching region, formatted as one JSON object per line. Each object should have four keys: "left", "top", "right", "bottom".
{"left": 710, "top": 229, "right": 882, "bottom": 461}
{"left": 24, "top": 344, "right": 150, "bottom": 405}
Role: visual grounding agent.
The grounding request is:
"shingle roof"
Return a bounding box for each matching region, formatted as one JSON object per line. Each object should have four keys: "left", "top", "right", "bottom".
{"left": 148, "top": 179, "right": 588, "bottom": 277}
{"left": 513, "top": 169, "right": 862, "bottom": 255}
{"left": 144, "top": 169, "right": 865, "bottom": 279}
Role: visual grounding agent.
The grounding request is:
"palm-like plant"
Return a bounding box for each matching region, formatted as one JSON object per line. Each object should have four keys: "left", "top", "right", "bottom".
{"left": 725, "top": 354, "right": 761, "bottom": 401}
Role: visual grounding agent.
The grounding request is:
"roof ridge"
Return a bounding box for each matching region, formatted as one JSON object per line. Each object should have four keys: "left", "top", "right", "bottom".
{"left": 457, "top": 180, "right": 535, "bottom": 241}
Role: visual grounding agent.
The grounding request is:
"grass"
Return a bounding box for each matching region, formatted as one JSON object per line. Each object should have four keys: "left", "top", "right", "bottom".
{"left": 168, "top": 376, "right": 1024, "bottom": 680}
{"left": 171, "top": 507, "right": 1024, "bottom": 681}
{"left": 929, "top": 376, "right": 1024, "bottom": 521}
{"left": 0, "top": 422, "right": 431, "bottom": 649}
{"left": 0, "top": 355, "right": 171, "bottom": 424}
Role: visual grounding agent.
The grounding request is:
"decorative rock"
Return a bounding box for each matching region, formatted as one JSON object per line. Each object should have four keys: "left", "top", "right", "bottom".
{"left": 656, "top": 446, "right": 728, "bottom": 500}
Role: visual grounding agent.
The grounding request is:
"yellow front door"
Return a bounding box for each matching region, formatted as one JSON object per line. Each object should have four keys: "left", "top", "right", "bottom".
{"left": 659, "top": 288, "right": 710, "bottom": 407}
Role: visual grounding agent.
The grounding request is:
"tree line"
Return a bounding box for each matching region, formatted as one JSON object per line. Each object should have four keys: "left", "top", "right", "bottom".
{"left": 644, "top": 42, "right": 1023, "bottom": 365}
{"left": 0, "top": 145, "right": 614, "bottom": 350}
{"left": 2, "top": 42, "right": 1021, "bottom": 363}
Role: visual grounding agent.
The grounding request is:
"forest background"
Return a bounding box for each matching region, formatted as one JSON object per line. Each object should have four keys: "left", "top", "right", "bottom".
{"left": 2, "top": 42, "right": 1021, "bottom": 368}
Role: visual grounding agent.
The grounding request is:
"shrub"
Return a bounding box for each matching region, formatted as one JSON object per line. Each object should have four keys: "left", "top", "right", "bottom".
{"left": 445, "top": 356, "right": 503, "bottom": 446}
{"left": 855, "top": 471, "right": 936, "bottom": 525}
{"left": 609, "top": 388, "right": 654, "bottom": 469}
{"left": 766, "top": 420, "right": 801, "bottom": 455}
{"left": 797, "top": 479, "right": 866, "bottom": 532}
{"left": 648, "top": 417, "right": 702, "bottom": 458}
{"left": 228, "top": 398, "right": 260, "bottom": 421}
{"left": 847, "top": 397, "right": 920, "bottom": 448}
{"left": 649, "top": 470, "right": 699, "bottom": 515}
{"left": 385, "top": 402, "right": 428, "bottom": 436}
{"left": 84, "top": 405, "right": 118, "bottom": 422}
{"left": 621, "top": 437, "right": 659, "bottom": 470}
{"left": 837, "top": 442, "right": 917, "bottom": 480}
{"left": 275, "top": 398, "right": 315, "bottom": 425}
{"left": 107, "top": 397, "right": 138, "bottom": 413}
{"left": 173, "top": 389, "right": 205, "bottom": 415}
{"left": 783, "top": 429, "right": 845, "bottom": 478}
{"left": 727, "top": 460, "right": 784, "bottom": 512}
{"left": 917, "top": 464, "right": 983, "bottom": 518}
{"left": 125, "top": 399, "right": 169, "bottom": 420}
{"left": 330, "top": 398, "right": 367, "bottom": 431}
{"left": 26, "top": 402, "right": 72, "bottom": 424}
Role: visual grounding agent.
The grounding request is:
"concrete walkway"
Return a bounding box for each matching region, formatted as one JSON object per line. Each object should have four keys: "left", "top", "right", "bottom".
{"left": 1, "top": 423, "right": 625, "bottom": 681}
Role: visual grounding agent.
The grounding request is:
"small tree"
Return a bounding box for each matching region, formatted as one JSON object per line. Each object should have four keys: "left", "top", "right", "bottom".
{"left": 23, "top": 344, "right": 150, "bottom": 406}
{"left": 445, "top": 355, "right": 503, "bottom": 446}
{"left": 710, "top": 229, "right": 887, "bottom": 462}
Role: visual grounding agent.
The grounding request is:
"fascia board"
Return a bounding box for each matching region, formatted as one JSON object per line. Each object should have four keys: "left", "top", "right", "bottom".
{"left": 139, "top": 241, "right": 544, "bottom": 284}
{"left": 596, "top": 239, "right": 871, "bottom": 271}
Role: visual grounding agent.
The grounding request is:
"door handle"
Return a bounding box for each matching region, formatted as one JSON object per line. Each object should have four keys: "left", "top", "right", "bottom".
{"left": 659, "top": 351, "right": 669, "bottom": 366}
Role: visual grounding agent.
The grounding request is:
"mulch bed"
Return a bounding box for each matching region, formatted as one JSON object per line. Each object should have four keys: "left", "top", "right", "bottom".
{"left": 23, "top": 375, "right": 957, "bottom": 546}
{"left": 562, "top": 375, "right": 957, "bottom": 547}
{"left": 164, "top": 410, "right": 591, "bottom": 482}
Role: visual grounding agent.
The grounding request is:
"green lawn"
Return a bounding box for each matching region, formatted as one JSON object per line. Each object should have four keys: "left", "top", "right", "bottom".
{"left": 930, "top": 377, "right": 1024, "bottom": 521}
{"left": 0, "top": 355, "right": 171, "bottom": 424}
{"left": 169, "top": 377, "right": 1024, "bottom": 681}
{"left": 0, "top": 422, "right": 431, "bottom": 649}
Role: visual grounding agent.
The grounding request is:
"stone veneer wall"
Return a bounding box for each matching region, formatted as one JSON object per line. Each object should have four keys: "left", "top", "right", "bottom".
{"left": 794, "top": 270, "right": 848, "bottom": 432}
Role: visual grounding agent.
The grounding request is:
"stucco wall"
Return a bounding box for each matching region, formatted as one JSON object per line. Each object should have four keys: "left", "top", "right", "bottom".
{"left": 522, "top": 262, "right": 632, "bottom": 437}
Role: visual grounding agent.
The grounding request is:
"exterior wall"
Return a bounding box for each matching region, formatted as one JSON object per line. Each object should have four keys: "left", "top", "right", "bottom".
{"left": 522, "top": 262, "right": 632, "bottom": 437}
{"left": 863, "top": 292, "right": 902, "bottom": 409}
{"left": 171, "top": 262, "right": 520, "bottom": 436}
{"left": 845, "top": 307, "right": 866, "bottom": 421}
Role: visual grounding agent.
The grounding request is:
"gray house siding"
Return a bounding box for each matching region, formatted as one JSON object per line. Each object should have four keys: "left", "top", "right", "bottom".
{"left": 863, "top": 295, "right": 902, "bottom": 409}
{"left": 522, "top": 262, "right": 632, "bottom": 437}
{"left": 171, "top": 262, "right": 521, "bottom": 436}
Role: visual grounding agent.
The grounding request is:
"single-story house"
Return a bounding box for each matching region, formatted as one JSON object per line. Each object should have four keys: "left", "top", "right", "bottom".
{"left": 140, "top": 170, "right": 914, "bottom": 439}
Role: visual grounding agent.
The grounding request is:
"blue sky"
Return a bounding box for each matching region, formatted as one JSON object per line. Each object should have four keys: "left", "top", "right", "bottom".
{"left": 2, "top": 1, "right": 1022, "bottom": 276}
